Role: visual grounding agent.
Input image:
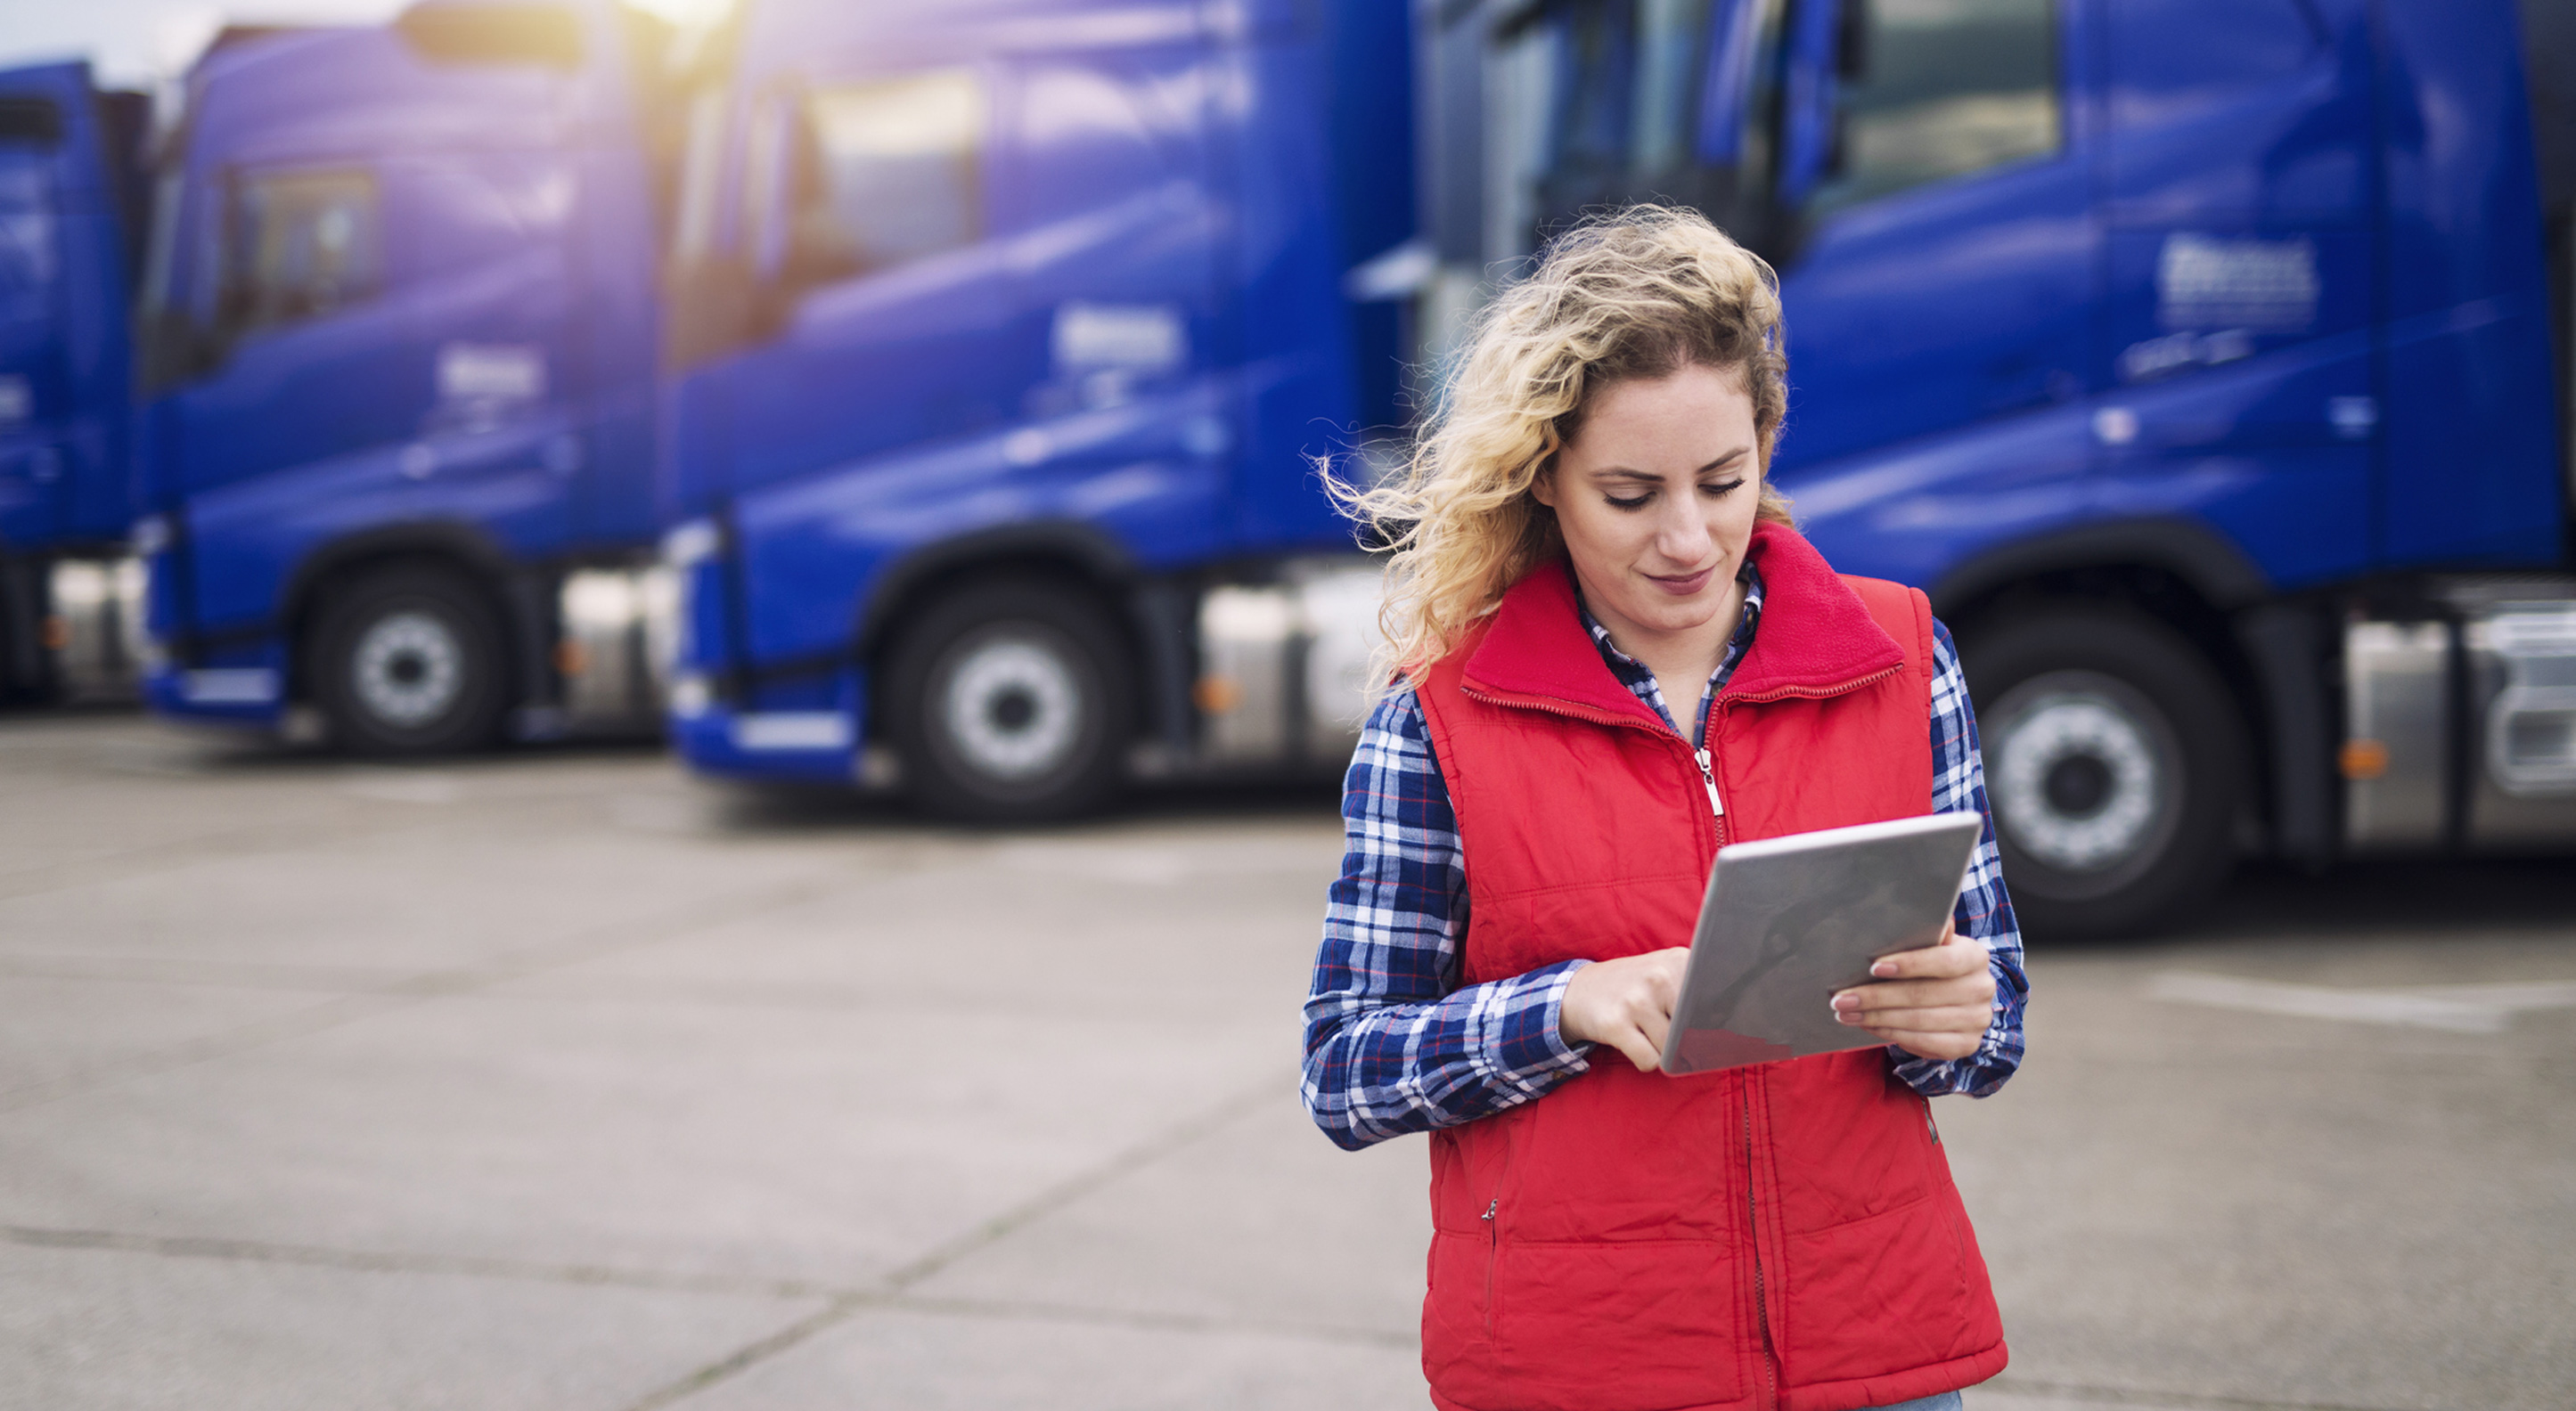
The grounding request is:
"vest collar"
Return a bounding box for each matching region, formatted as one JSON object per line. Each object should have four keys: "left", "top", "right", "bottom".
{"left": 1459, "top": 521, "right": 1905, "bottom": 724}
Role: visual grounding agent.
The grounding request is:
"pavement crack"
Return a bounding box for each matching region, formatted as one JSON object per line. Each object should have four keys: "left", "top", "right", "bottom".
{"left": 0, "top": 1220, "right": 1411, "bottom": 1355}
{"left": 0, "top": 1224, "right": 836, "bottom": 1300}
{"left": 621, "top": 1298, "right": 869, "bottom": 1411}
{"left": 876, "top": 1070, "right": 1281, "bottom": 1293}
{"left": 0, "top": 952, "right": 426, "bottom": 992}
{"left": 614, "top": 1071, "right": 1293, "bottom": 1410}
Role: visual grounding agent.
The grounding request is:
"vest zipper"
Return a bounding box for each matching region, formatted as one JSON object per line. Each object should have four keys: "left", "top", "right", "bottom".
{"left": 1690, "top": 667, "right": 1903, "bottom": 843}
{"left": 1719, "top": 661, "right": 1905, "bottom": 709}
{"left": 1455, "top": 687, "right": 1726, "bottom": 850}
{"left": 1745, "top": 1090, "right": 1779, "bottom": 1411}
{"left": 1481, "top": 1197, "right": 1499, "bottom": 1337}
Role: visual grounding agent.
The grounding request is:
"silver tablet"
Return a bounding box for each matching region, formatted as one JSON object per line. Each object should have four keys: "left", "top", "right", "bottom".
{"left": 1659, "top": 811, "right": 1985, "bottom": 1076}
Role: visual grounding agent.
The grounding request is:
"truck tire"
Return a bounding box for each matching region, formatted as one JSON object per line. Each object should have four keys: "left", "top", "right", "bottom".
{"left": 1959, "top": 608, "right": 2244, "bottom": 940}
{"left": 309, "top": 565, "right": 509, "bottom": 755}
{"left": 884, "top": 578, "right": 1133, "bottom": 822}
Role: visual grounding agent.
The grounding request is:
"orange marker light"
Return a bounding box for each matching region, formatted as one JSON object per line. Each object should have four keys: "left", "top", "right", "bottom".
{"left": 2339, "top": 738, "right": 2390, "bottom": 779}
{"left": 1192, "top": 675, "right": 1243, "bottom": 714}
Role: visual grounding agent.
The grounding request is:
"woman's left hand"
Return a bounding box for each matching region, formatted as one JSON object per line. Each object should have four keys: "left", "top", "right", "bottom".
{"left": 1829, "top": 919, "right": 1995, "bottom": 1062}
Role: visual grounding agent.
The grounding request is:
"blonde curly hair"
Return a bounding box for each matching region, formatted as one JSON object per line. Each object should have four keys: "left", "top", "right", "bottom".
{"left": 1339, "top": 205, "right": 1795, "bottom": 685}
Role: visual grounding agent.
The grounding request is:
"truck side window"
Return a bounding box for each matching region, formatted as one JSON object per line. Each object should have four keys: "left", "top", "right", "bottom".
{"left": 0, "top": 152, "right": 57, "bottom": 326}
{"left": 217, "top": 169, "right": 380, "bottom": 340}
{"left": 0, "top": 99, "right": 61, "bottom": 328}
{"left": 1492, "top": 0, "right": 1721, "bottom": 260}
{"left": 1809, "top": 0, "right": 2059, "bottom": 216}
{"left": 786, "top": 69, "right": 985, "bottom": 286}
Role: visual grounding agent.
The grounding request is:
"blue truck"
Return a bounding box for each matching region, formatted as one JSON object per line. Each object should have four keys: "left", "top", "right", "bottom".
{"left": 126, "top": 0, "right": 1413, "bottom": 782}
{"left": 0, "top": 61, "right": 151, "bottom": 706}
{"left": 130, "top": 4, "right": 683, "bottom": 750}
{"left": 650, "top": 0, "right": 1416, "bottom": 816}
{"left": 1415, "top": 0, "right": 2576, "bottom": 933}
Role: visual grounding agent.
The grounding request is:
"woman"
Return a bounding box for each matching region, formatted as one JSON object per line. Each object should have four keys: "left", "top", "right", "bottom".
{"left": 1303, "top": 207, "right": 2029, "bottom": 1411}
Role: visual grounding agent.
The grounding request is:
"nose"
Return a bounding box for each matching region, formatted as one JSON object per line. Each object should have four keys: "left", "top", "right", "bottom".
{"left": 1650, "top": 494, "right": 1709, "bottom": 567}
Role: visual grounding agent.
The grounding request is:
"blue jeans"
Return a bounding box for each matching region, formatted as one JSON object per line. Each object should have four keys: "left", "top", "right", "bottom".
{"left": 1864, "top": 1396, "right": 1964, "bottom": 1411}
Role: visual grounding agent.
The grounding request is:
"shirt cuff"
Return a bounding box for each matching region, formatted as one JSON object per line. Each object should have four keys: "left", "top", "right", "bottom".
{"left": 1887, "top": 1032, "right": 2008, "bottom": 1097}
{"left": 1487, "top": 958, "right": 1594, "bottom": 1087}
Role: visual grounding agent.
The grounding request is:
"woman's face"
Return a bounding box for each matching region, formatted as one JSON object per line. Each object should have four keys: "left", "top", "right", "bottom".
{"left": 1533, "top": 363, "right": 1763, "bottom": 648}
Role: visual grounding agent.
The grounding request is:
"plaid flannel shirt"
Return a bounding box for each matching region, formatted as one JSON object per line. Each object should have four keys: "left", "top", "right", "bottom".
{"left": 1301, "top": 567, "right": 2028, "bottom": 1151}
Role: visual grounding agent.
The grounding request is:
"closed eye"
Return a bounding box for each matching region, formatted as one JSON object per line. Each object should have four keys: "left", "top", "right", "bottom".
{"left": 1701, "top": 477, "right": 1747, "bottom": 498}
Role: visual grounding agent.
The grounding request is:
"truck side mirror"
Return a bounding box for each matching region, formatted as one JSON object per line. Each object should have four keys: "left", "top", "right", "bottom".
{"left": 394, "top": 2, "right": 583, "bottom": 69}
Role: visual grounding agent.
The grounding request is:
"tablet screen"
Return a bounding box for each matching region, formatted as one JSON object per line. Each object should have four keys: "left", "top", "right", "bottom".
{"left": 1660, "top": 812, "right": 1983, "bottom": 1076}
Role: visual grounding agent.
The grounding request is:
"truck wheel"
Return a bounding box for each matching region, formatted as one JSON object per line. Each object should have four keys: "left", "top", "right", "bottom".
{"left": 309, "top": 566, "right": 508, "bottom": 754}
{"left": 884, "top": 579, "right": 1132, "bottom": 822}
{"left": 1960, "top": 609, "right": 2244, "bottom": 940}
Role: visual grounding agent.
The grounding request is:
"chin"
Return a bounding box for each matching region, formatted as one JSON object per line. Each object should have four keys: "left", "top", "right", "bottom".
{"left": 1627, "top": 593, "right": 1728, "bottom": 633}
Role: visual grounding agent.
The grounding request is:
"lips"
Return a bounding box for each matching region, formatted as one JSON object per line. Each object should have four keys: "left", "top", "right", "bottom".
{"left": 1645, "top": 566, "right": 1716, "bottom": 596}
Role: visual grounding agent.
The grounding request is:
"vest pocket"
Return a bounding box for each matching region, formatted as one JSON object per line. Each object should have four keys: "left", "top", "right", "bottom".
{"left": 1777, "top": 1194, "right": 1980, "bottom": 1388}
{"left": 1488, "top": 1237, "right": 1747, "bottom": 1411}
{"left": 1423, "top": 1228, "right": 1500, "bottom": 1391}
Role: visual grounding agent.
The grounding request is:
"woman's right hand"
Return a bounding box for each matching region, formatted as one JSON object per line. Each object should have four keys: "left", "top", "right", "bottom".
{"left": 1558, "top": 948, "right": 1691, "bottom": 1072}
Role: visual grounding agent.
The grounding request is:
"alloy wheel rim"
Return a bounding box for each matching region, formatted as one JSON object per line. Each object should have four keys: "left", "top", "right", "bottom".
{"left": 351, "top": 609, "right": 464, "bottom": 730}
{"left": 1991, "top": 674, "right": 2173, "bottom": 879}
{"left": 939, "top": 632, "right": 1084, "bottom": 780}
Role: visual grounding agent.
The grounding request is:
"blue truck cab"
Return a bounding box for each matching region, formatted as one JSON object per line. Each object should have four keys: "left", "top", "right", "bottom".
{"left": 1429, "top": 0, "right": 2576, "bottom": 933}
{"left": 654, "top": 0, "right": 1415, "bottom": 816}
{"left": 132, "top": 2, "right": 680, "bottom": 751}
{"left": 0, "top": 62, "right": 151, "bottom": 706}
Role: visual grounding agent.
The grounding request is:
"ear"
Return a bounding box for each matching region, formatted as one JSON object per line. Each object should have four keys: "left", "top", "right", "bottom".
{"left": 1529, "top": 461, "right": 1558, "bottom": 510}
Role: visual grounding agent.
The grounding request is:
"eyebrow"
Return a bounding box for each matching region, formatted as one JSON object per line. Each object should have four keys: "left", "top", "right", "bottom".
{"left": 1589, "top": 448, "right": 1752, "bottom": 481}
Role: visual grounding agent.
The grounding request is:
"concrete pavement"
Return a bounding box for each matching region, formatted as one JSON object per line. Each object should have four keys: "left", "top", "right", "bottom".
{"left": 0, "top": 712, "right": 2570, "bottom": 1410}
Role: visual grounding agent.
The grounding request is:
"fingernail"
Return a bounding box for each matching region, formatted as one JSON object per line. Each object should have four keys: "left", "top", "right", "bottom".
{"left": 1829, "top": 993, "right": 1856, "bottom": 1012}
{"left": 1834, "top": 1011, "right": 1857, "bottom": 1024}
{"left": 1870, "top": 960, "right": 1896, "bottom": 977}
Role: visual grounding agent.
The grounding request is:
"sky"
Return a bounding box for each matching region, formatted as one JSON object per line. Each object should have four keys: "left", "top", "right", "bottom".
{"left": 0, "top": 0, "right": 728, "bottom": 91}
{"left": 0, "top": 0, "right": 408, "bottom": 89}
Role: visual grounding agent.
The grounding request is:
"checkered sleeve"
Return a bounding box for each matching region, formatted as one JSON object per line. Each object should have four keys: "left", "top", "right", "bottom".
{"left": 1888, "top": 619, "right": 2030, "bottom": 1098}
{"left": 1301, "top": 685, "right": 1595, "bottom": 1152}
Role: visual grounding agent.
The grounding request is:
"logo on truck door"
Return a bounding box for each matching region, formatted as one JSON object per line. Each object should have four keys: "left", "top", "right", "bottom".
{"left": 433, "top": 342, "right": 546, "bottom": 432}
{"left": 2155, "top": 233, "right": 2318, "bottom": 334}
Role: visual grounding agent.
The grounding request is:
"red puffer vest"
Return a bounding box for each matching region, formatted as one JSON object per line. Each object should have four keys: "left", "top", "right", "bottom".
{"left": 1411, "top": 522, "right": 2007, "bottom": 1411}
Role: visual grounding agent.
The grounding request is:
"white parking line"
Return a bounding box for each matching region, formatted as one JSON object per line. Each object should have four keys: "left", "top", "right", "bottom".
{"left": 339, "top": 770, "right": 463, "bottom": 805}
{"left": 2149, "top": 972, "right": 2576, "bottom": 1033}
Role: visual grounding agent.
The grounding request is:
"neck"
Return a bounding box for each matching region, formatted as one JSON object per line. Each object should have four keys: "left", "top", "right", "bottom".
{"left": 1585, "top": 571, "right": 1747, "bottom": 718}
